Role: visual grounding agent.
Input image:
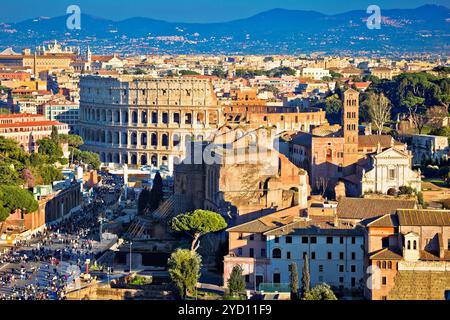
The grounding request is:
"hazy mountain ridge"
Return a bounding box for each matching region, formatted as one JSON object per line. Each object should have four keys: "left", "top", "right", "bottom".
{"left": 1, "top": 4, "right": 449, "bottom": 54}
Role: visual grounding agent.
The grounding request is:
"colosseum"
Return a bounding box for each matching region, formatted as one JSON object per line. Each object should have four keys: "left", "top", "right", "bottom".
{"left": 78, "top": 75, "right": 224, "bottom": 170}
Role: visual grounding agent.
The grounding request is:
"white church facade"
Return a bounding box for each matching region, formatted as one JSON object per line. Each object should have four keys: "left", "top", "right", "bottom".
{"left": 361, "top": 147, "right": 422, "bottom": 195}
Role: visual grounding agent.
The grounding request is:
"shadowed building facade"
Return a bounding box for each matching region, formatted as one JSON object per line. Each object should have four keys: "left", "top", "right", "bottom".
{"left": 283, "top": 89, "right": 421, "bottom": 197}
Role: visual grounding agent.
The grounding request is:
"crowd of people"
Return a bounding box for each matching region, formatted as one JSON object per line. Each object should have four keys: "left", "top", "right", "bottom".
{"left": 0, "top": 173, "right": 123, "bottom": 300}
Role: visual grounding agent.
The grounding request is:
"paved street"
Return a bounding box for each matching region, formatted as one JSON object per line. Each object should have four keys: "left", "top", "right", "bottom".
{"left": 0, "top": 173, "right": 124, "bottom": 300}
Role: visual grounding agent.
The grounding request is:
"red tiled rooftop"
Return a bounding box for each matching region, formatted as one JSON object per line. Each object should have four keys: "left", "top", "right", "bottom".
{"left": 0, "top": 113, "right": 43, "bottom": 119}
{"left": 0, "top": 120, "right": 66, "bottom": 128}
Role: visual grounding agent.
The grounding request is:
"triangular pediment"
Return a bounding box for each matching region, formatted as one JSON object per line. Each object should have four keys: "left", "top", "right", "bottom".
{"left": 373, "top": 147, "right": 408, "bottom": 159}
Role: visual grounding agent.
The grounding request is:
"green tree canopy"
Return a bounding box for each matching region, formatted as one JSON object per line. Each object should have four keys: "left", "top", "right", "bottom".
{"left": 149, "top": 171, "right": 164, "bottom": 211}
{"left": 330, "top": 70, "right": 343, "bottom": 79}
{"left": 0, "top": 136, "right": 65, "bottom": 187}
{"left": 0, "top": 162, "right": 22, "bottom": 185}
{"left": 303, "top": 283, "right": 337, "bottom": 300}
{"left": 302, "top": 253, "right": 311, "bottom": 297}
{"left": 39, "top": 165, "right": 64, "bottom": 185}
{"left": 289, "top": 262, "right": 299, "bottom": 300}
{"left": 373, "top": 72, "right": 450, "bottom": 113}
{"left": 59, "top": 134, "right": 84, "bottom": 148}
{"left": 211, "top": 68, "right": 227, "bottom": 79}
{"left": 137, "top": 187, "right": 152, "bottom": 215}
{"left": 168, "top": 249, "right": 201, "bottom": 299}
{"left": 51, "top": 125, "right": 59, "bottom": 143}
{"left": 228, "top": 265, "right": 246, "bottom": 297}
{"left": 0, "top": 136, "right": 27, "bottom": 161}
{"left": 313, "top": 94, "right": 343, "bottom": 124}
{"left": 179, "top": 70, "right": 200, "bottom": 76}
{"left": 171, "top": 209, "right": 227, "bottom": 251}
{"left": 70, "top": 148, "right": 101, "bottom": 170}
{"left": 37, "top": 138, "right": 63, "bottom": 162}
{"left": 0, "top": 185, "right": 39, "bottom": 222}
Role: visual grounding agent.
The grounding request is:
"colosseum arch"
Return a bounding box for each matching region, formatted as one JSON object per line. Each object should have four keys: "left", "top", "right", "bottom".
{"left": 141, "top": 133, "right": 147, "bottom": 146}
{"left": 197, "top": 112, "right": 205, "bottom": 124}
{"left": 173, "top": 134, "right": 180, "bottom": 148}
{"left": 162, "top": 112, "right": 169, "bottom": 124}
{"left": 151, "top": 133, "right": 158, "bottom": 146}
{"left": 122, "top": 111, "right": 129, "bottom": 124}
{"left": 141, "top": 111, "right": 148, "bottom": 124}
{"left": 132, "top": 111, "right": 138, "bottom": 124}
{"left": 114, "top": 111, "right": 120, "bottom": 123}
{"left": 131, "top": 132, "right": 137, "bottom": 146}
{"left": 151, "top": 155, "right": 158, "bottom": 166}
{"left": 173, "top": 112, "right": 180, "bottom": 124}
{"left": 185, "top": 113, "right": 192, "bottom": 125}
{"left": 106, "top": 131, "right": 112, "bottom": 143}
{"left": 131, "top": 154, "right": 137, "bottom": 165}
{"left": 151, "top": 112, "right": 158, "bottom": 124}
{"left": 141, "top": 154, "right": 148, "bottom": 165}
{"left": 121, "top": 132, "right": 128, "bottom": 145}
{"left": 162, "top": 133, "right": 169, "bottom": 147}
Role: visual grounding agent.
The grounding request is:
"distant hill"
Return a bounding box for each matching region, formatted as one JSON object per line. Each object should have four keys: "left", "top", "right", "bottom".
{"left": 1, "top": 4, "right": 449, "bottom": 54}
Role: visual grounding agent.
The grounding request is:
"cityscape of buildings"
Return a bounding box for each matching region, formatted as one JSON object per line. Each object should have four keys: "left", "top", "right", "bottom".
{"left": 0, "top": 2, "right": 449, "bottom": 304}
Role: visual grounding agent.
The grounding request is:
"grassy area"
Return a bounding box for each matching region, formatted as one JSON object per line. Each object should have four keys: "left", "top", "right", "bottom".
{"left": 89, "top": 264, "right": 103, "bottom": 271}
{"left": 128, "top": 275, "right": 152, "bottom": 286}
{"left": 222, "top": 293, "right": 247, "bottom": 300}
{"left": 187, "top": 289, "right": 223, "bottom": 300}
{"left": 423, "top": 178, "right": 447, "bottom": 188}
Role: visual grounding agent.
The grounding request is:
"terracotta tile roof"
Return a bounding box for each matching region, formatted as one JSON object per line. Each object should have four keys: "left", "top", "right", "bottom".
{"left": 0, "top": 113, "right": 43, "bottom": 119}
{"left": 264, "top": 220, "right": 363, "bottom": 237}
{"left": 337, "top": 197, "right": 417, "bottom": 220}
{"left": 367, "top": 214, "right": 399, "bottom": 228}
{"left": 419, "top": 250, "right": 450, "bottom": 261}
{"left": 358, "top": 135, "right": 404, "bottom": 148}
{"left": 227, "top": 211, "right": 297, "bottom": 234}
{"left": 91, "top": 55, "right": 114, "bottom": 62}
{"left": 0, "top": 120, "right": 66, "bottom": 128}
{"left": 397, "top": 209, "right": 450, "bottom": 226}
{"left": 369, "top": 248, "right": 403, "bottom": 260}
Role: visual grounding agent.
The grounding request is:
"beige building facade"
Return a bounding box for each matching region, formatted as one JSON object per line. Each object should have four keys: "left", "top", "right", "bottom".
{"left": 78, "top": 75, "right": 224, "bottom": 170}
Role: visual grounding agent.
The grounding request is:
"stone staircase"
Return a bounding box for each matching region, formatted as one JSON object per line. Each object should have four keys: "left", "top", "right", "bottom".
{"left": 151, "top": 194, "right": 194, "bottom": 221}
{"left": 126, "top": 194, "right": 195, "bottom": 239}
{"left": 388, "top": 270, "right": 450, "bottom": 300}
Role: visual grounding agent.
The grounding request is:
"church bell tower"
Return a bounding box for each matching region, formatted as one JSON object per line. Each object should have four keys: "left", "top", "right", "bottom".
{"left": 342, "top": 88, "right": 360, "bottom": 174}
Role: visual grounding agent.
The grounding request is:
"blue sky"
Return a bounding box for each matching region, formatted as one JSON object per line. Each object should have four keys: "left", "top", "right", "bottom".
{"left": 0, "top": 0, "right": 448, "bottom": 23}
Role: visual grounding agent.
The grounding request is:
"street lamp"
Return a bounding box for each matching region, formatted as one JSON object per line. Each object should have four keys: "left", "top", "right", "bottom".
{"left": 107, "top": 266, "right": 111, "bottom": 286}
{"left": 129, "top": 241, "right": 133, "bottom": 275}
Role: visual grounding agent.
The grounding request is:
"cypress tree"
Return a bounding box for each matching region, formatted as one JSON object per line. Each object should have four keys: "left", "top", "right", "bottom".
{"left": 302, "top": 253, "right": 310, "bottom": 297}
{"left": 149, "top": 171, "right": 164, "bottom": 211}
{"left": 289, "top": 262, "right": 299, "bottom": 300}
{"left": 228, "top": 265, "right": 245, "bottom": 297}
{"left": 137, "top": 187, "right": 151, "bottom": 215}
